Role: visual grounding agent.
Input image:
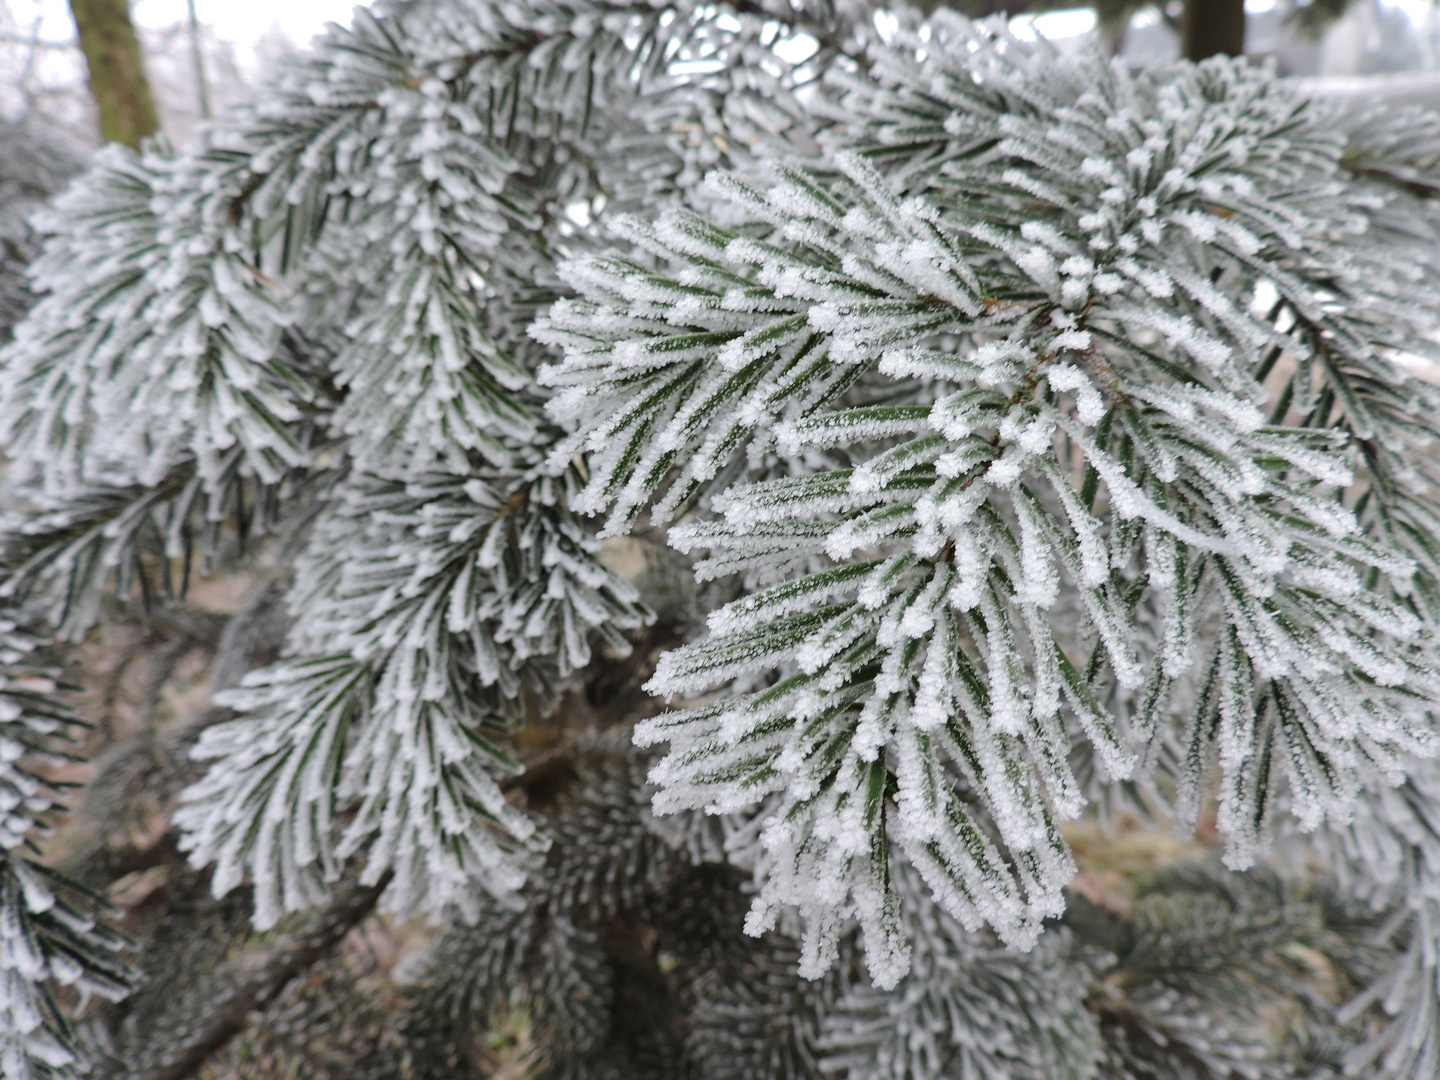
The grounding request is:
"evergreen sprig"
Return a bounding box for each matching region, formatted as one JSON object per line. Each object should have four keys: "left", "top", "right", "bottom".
{"left": 3, "top": 1, "right": 1440, "bottom": 1076}
{"left": 541, "top": 30, "right": 1440, "bottom": 985}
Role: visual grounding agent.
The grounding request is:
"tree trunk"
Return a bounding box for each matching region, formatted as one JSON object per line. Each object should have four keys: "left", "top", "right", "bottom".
{"left": 1101, "top": 19, "right": 1129, "bottom": 58}
{"left": 68, "top": 0, "right": 158, "bottom": 148}
{"left": 185, "top": 0, "right": 211, "bottom": 120}
{"left": 1181, "top": 0, "right": 1246, "bottom": 61}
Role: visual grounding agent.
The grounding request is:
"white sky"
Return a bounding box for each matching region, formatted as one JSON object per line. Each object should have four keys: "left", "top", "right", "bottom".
{"left": 1007, "top": 8, "right": 1095, "bottom": 41}
{"left": 17, "top": 0, "right": 363, "bottom": 66}
{"left": 9, "top": 0, "right": 1436, "bottom": 75}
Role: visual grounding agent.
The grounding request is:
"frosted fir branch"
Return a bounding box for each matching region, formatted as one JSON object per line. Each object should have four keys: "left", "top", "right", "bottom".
{"left": 176, "top": 648, "right": 543, "bottom": 928}
{"left": 0, "top": 145, "right": 313, "bottom": 498}
{"left": 540, "top": 34, "right": 1440, "bottom": 984}
{"left": 86, "top": 0, "right": 840, "bottom": 939}
{"left": 1065, "top": 862, "right": 1373, "bottom": 1079}
{"left": 0, "top": 856, "right": 133, "bottom": 1080}
{"left": 0, "top": 451, "right": 314, "bottom": 644}
{"left": 0, "top": 624, "right": 132, "bottom": 1080}
{"left": 0, "top": 119, "right": 83, "bottom": 348}
{"left": 1306, "top": 761, "right": 1440, "bottom": 1079}
{"left": 0, "top": 0, "right": 834, "bottom": 500}
{"left": 0, "top": 622, "right": 80, "bottom": 851}
{"left": 6, "top": 3, "right": 1440, "bottom": 1069}
{"left": 175, "top": 656, "right": 370, "bottom": 929}
{"left": 178, "top": 468, "right": 652, "bottom": 923}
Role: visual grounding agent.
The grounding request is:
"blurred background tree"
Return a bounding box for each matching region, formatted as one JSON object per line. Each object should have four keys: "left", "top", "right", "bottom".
{"left": 65, "top": 0, "right": 155, "bottom": 145}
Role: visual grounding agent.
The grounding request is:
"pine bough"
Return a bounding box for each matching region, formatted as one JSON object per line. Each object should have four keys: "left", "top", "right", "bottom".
{"left": 4, "top": 1, "right": 1440, "bottom": 1076}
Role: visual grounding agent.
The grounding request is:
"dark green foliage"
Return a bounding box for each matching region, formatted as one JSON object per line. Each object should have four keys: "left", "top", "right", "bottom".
{"left": 1068, "top": 863, "right": 1396, "bottom": 1080}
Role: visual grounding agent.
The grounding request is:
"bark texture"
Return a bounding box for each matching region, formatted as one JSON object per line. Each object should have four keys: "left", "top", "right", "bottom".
{"left": 68, "top": 0, "right": 159, "bottom": 147}
{"left": 1182, "top": 0, "right": 1246, "bottom": 60}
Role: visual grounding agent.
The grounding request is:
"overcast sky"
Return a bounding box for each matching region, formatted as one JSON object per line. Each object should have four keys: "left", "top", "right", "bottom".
{"left": 17, "top": 0, "right": 361, "bottom": 67}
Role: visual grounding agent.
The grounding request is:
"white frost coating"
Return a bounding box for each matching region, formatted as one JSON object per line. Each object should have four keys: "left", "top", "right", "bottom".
{"left": 178, "top": 473, "right": 650, "bottom": 926}
{"left": 1013, "top": 494, "right": 1060, "bottom": 609}
{"left": 4, "top": 3, "right": 1440, "bottom": 1045}
{"left": 0, "top": 623, "right": 130, "bottom": 1078}
{"left": 1045, "top": 363, "right": 1106, "bottom": 427}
